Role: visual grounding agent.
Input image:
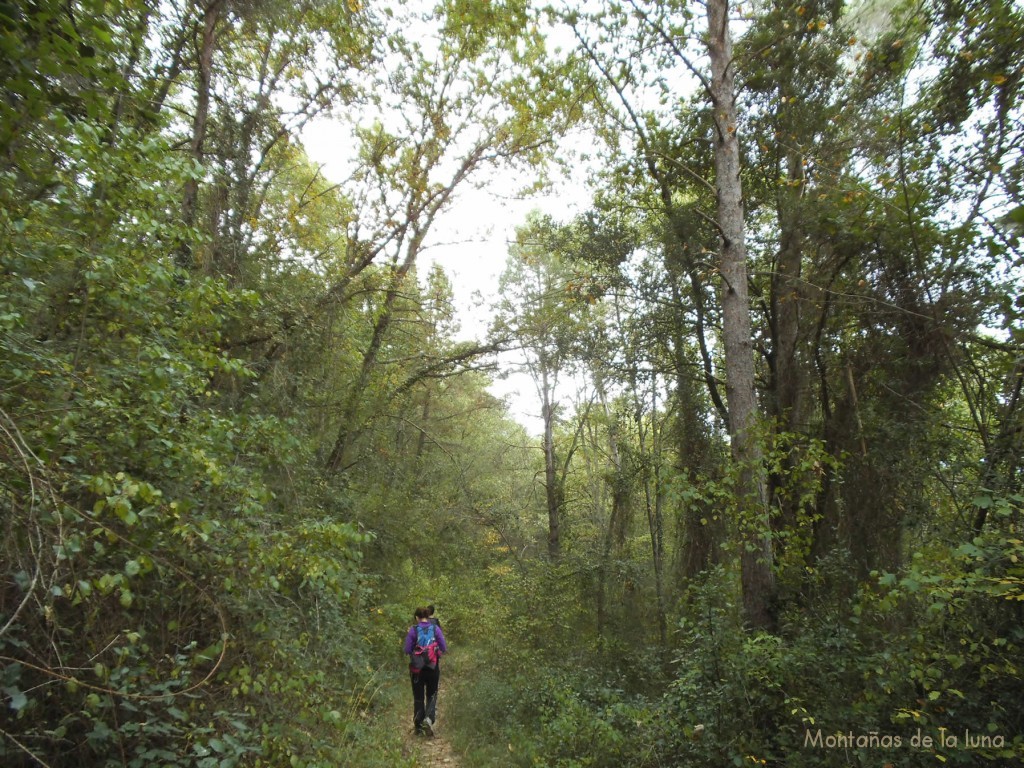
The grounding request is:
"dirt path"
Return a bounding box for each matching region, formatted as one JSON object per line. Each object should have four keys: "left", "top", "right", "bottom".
{"left": 398, "top": 668, "right": 462, "bottom": 767}
{"left": 408, "top": 725, "right": 460, "bottom": 767}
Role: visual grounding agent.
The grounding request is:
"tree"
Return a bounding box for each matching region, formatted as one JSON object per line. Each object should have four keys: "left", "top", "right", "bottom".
{"left": 493, "top": 214, "right": 597, "bottom": 559}
{"left": 319, "top": 0, "right": 587, "bottom": 473}
{"left": 568, "top": 0, "right": 775, "bottom": 626}
{"left": 701, "top": 0, "right": 776, "bottom": 628}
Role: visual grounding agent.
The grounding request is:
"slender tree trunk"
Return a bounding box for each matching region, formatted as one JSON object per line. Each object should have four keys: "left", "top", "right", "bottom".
{"left": 972, "top": 356, "right": 1024, "bottom": 534}
{"left": 771, "top": 147, "right": 806, "bottom": 430}
{"left": 415, "top": 391, "right": 432, "bottom": 458}
{"left": 593, "top": 372, "right": 631, "bottom": 638}
{"left": 670, "top": 280, "right": 720, "bottom": 578}
{"left": 706, "top": 0, "right": 775, "bottom": 629}
{"left": 325, "top": 262, "right": 411, "bottom": 473}
{"left": 180, "top": 0, "right": 222, "bottom": 269}
{"left": 541, "top": 364, "right": 562, "bottom": 560}
{"left": 767, "top": 147, "right": 809, "bottom": 550}
{"left": 641, "top": 386, "right": 668, "bottom": 647}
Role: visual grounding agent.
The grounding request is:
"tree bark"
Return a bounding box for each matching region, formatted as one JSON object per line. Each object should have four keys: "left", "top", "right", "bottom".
{"left": 706, "top": 0, "right": 775, "bottom": 629}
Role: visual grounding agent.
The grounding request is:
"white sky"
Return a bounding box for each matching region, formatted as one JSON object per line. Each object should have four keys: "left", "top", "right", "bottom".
{"left": 428, "top": 177, "right": 596, "bottom": 435}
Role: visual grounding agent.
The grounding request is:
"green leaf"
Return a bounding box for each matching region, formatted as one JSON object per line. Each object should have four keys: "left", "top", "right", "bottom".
{"left": 1004, "top": 204, "right": 1024, "bottom": 225}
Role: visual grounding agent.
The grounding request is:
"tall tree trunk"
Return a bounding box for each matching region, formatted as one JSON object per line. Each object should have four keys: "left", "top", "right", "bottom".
{"left": 541, "top": 364, "right": 562, "bottom": 560}
{"left": 640, "top": 386, "right": 668, "bottom": 647}
{"left": 706, "top": 0, "right": 775, "bottom": 629}
{"left": 767, "top": 146, "right": 810, "bottom": 559}
{"left": 180, "top": 0, "right": 222, "bottom": 269}
{"left": 595, "top": 377, "right": 628, "bottom": 638}
{"left": 670, "top": 280, "right": 721, "bottom": 579}
{"left": 771, "top": 147, "right": 807, "bottom": 431}
{"left": 325, "top": 261, "right": 412, "bottom": 473}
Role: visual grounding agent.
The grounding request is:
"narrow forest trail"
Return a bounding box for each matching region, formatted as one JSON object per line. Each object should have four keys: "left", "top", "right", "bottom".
{"left": 393, "top": 662, "right": 464, "bottom": 768}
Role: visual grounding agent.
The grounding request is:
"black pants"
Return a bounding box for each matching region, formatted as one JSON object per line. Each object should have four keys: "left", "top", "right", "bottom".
{"left": 410, "top": 664, "right": 440, "bottom": 728}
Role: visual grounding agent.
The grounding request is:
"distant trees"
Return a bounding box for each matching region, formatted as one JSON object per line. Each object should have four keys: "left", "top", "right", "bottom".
{"left": 493, "top": 214, "right": 599, "bottom": 559}
{"left": 463, "top": 0, "right": 1023, "bottom": 763}
{"left": 549, "top": 0, "right": 1024, "bottom": 633}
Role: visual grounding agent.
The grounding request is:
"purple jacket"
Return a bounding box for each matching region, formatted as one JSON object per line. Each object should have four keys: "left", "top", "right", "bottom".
{"left": 404, "top": 620, "right": 447, "bottom": 655}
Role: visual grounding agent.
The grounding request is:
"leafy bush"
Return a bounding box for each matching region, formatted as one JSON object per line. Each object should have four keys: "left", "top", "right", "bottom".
{"left": 494, "top": 532, "right": 1024, "bottom": 768}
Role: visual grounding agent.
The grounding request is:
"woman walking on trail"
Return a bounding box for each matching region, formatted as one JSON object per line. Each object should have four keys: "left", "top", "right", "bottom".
{"left": 404, "top": 606, "right": 447, "bottom": 736}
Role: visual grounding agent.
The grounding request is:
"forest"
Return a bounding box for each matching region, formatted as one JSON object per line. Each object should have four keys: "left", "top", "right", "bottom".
{"left": 1, "top": 0, "right": 1022, "bottom": 766}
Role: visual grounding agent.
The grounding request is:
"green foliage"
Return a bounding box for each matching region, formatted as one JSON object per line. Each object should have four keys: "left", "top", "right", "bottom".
{"left": 485, "top": 519, "right": 1024, "bottom": 768}
{"left": 0, "top": 5, "right": 390, "bottom": 767}
{"left": 856, "top": 523, "right": 1024, "bottom": 765}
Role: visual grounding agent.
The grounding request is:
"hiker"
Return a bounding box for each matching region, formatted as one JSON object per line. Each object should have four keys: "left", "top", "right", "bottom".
{"left": 404, "top": 606, "right": 447, "bottom": 736}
